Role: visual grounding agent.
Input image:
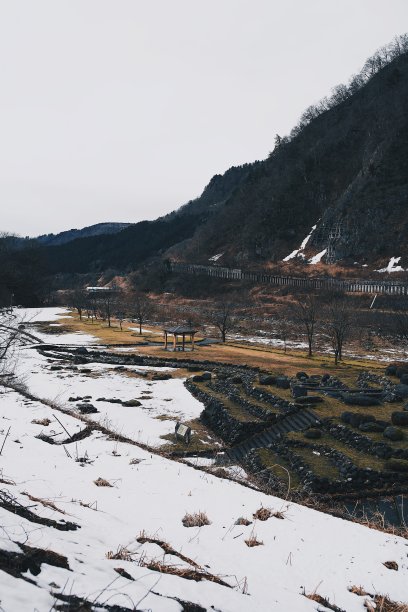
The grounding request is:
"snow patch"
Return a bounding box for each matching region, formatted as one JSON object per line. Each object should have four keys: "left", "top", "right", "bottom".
{"left": 282, "top": 222, "right": 319, "bottom": 262}
{"left": 308, "top": 248, "right": 327, "bottom": 265}
{"left": 209, "top": 252, "right": 224, "bottom": 262}
{"left": 376, "top": 256, "right": 406, "bottom": 273}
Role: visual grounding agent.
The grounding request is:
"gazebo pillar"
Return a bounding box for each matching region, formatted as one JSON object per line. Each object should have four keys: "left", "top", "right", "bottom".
{"left": 191, "top": 332, "right": 195, "bottom": 351}
{"left": 164, "top": 331, "right": 168, "bottom": 350}
{"left": 182, "top": 333, "right": 185, "bottom": 351}
{"left": 173, "top": 333, "right": 177, "bottom": 350}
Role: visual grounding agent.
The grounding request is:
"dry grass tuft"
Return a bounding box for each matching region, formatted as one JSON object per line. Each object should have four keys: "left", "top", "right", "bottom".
{"left": 21, "top": 492, "right": 65, "bottom": 514}
{"left": 253, "top": 507, "right": 272, "bottom": 521}
{"left": 138, "top": 558, "right": 231, "bottom": 587}
{"left": 94, "top": 477, "right": 113, "bottom": 487}
{"left": 235, "top": 517, "right": 252, "bottom": 526}
{"left": 106, "top": 546, "right": 134, "bottom": 561}
{"left": 364, "top": 595, "right": 408, "bottom": 612}
{"left": 244, "top": 528, "right": 263, "bottom": 548}
{"left": 349, "top": 585, "right": 369, "bottom": 596}
{"left": 137, "top": 532, "right": 201, "bottom": 568}
{"left": 303, "top": 592, "right": 345, "bottom": 612}
{"left": 31, "top": 418, "right": 51, "bottom": 426}
{"left": 129, "top": 458, "right": 142, "bottom": 465}
{"left": 182, "top": 511, "right": 211, "bottom": 528}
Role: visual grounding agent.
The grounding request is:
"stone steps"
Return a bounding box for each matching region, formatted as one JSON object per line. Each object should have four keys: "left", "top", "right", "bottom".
{"left": 223, "top": 409, "right": 320, "bottom": 464}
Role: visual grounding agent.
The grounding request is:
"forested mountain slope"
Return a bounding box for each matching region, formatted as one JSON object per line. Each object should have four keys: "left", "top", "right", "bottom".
{"left": 40, "top": 37, "right": 408, "bottom": 274}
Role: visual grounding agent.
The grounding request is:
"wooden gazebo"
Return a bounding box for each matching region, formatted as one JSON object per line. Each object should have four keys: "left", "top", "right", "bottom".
{"left": 163, "top": 326, "right": 197, "bottom": 351}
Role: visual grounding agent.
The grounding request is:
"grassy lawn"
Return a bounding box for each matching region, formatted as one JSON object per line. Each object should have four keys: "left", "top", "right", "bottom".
{"left": 286, "top": 431, "right": 385, "bottom": 471}
{"left": 257, "top": 448, "right": 301, "bottom": 490}
{"left": 291, "top": 447, "right": 342, "bottom": 481}
{"left": 59, "top": 311, "right": 389, "bottom": 380}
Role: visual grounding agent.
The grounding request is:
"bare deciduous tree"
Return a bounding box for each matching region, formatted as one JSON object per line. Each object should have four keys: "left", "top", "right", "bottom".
{"left": 67, "top": 287, "right": 87, "bottom": 320}
{"left": 292, "top": 295, "right": 318, "bottom": 357}
{"left": 129, "top": 294, "right": 153, "bottom": 334}
{"left": 208, "top": 302, "right": 237, "bottom": 343}
{"left": 324, "top": 296, "right": 353, "bottom": 365}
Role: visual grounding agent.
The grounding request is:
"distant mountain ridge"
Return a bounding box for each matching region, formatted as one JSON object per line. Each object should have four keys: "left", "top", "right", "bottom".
{"left": 36, "top": 222, "right": 132, "bottom": 246}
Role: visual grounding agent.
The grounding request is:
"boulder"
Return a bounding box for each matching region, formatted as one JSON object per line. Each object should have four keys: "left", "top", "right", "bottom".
{"left": 231, "top": 375, "right": 243, "bottom": 384}
{"left": 342, "top": 393, "right": 381, "bottom": 406}
{"left": 122, "top": 399, "right": 142, "bottom": 407}
{"left": 191, "top": 375, "right": 204, "bottom": 383}
{"left": 304, "top": 428, "right": 322, "bottom": 439}
{"left": 275, "top": 377, "right": 290, "bottom": 389}
{"left": 400, "top": 374, "right": 408, "bottom": 385}
{"left": 391, "top": 412, "right": 408, "bottom": 426}
{"left": 73, "top": 356, "right": 88, "bottom": 365}
{"left": 292, "top": 385, "right": 306, "bottom": 398}
{"left": 296, "top": 372, "right": 309, "bottom": 380}
{"left": 349, "top": 413, "right": 375, "bottom": 428}
{"left": 341, "top": 411, "right": 353, "bottom": 424}
{"left": 201, "top": 372, "right": 212, "bottom": 381}
{"left": 76, "top": 347, "right": 88, "bottom": 355}
{"left": 394, "top": 384, "right": 408, "bottom": 399}
{"left": 385, "top": 365, "right": 397, "bottom": 376}
{"left": 152, "top": 373, "right": 172, "bottom": 381}
{"left": 259, "top": 375, "right": 276, "bottom": 385}
{"left": 359, "top": 421, "right": 386, "bottom": 433}
{"left": 396, "top": 367, "right": 408, "bottom": 379}
{"left": 383, "top": 426, "right": 404, "bottom": 441}
{"left": 77, "top": 403, "right": 98, "bottom": 414}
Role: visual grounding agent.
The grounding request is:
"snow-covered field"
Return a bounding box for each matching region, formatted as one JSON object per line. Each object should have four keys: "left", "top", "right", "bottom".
{"left": 0, "top": 308, "right": 407, "bottom": 611}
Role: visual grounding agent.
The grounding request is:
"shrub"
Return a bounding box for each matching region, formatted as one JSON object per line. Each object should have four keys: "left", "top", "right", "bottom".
{"left": 182, "top": 511, "right": 211, "bottom": 527}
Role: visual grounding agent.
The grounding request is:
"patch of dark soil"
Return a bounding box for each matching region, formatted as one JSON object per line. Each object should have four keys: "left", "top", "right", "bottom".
{"left": 53, "top": 593, "right": 142, "bottom": 611}
{"left": 36, "top": 426, "right": 93, "bottom": 445}
{"left": 0, "top": 490, "right": 79, "bottom": 531}
{"left": 62, "top": 426, "right": 94, "bottom": 444}
{"left": 0, "top": 542, "right": 69, "bottom": 581}
{"left": 151, "top": 591, "right": 206, "bottom": 612}
{"left": 36, "top": 432, "right": 56, "bottom": 444}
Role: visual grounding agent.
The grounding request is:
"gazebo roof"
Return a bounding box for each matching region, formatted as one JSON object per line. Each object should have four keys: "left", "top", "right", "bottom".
{"left": 164, "top": 326, "right": 197, "bottom": 334}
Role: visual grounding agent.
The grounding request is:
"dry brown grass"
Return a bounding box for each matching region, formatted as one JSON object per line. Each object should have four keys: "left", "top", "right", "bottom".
{"left": 31, "top": 418, "right": 51, "bottom": 426}
{"left": 235, "top": 517, "right": 252, "bottom": 526}
{"left": 244, "top": 530, "right": 263, "bottom": 548}
{"left": 349, "top": 585, "right": 369, "bottom": 596}
{"left": 253, "top": 507, "right": 272, "bottom": 521}
{"left": 364, "top": 595, "right": 408, "bottom": 611}
{"left": 137, "top": 532, "right": 200, "bottom": 568}
{"left": 21, "top": 492, "right": 65, "bottom": 514}
{"left": 182, "top": 511, "right": 211, "bottom": 528}
{"left": 138, "top": 558, "right": 231, "bottom": 587}
{"left": 59, "top": 310, "right": 386, "bottom": 376}
{"left": 106, "top": 546, "right": 134, "bottom": 561}
{"left": 253, "top": 506, "right": 285, "bottom": 521}
{"left": 303, "top": 591, "right": 345, "bottom": 612}
{"left": 94, "top": 477, "right": 113, "bottom": 487}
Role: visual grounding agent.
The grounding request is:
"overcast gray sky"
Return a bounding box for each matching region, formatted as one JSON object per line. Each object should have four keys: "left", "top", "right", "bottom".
{"left": 1, "top": 0, "right": 407, "bottom": 236}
